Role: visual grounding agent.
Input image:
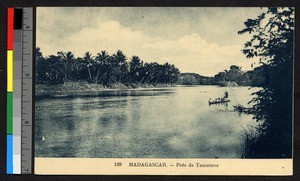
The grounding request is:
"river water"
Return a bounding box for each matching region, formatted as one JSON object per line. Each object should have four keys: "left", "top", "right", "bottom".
{"left": 35, "top": 85, "right": 259, "bottom": 158}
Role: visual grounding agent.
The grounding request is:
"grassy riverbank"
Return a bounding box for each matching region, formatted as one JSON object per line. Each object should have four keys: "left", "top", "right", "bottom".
{"left": 36, "top": 81, "right": 176, "bottom": 99}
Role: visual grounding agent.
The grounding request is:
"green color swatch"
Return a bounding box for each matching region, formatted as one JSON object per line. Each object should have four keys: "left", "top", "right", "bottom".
{"left": 7, "top": 93, "right": 13, "bottom": 134}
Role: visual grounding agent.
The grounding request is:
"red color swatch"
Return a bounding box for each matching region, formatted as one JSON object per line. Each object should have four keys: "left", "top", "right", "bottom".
{"left": 7, "top": 8, "right": 14, "bottom": 50}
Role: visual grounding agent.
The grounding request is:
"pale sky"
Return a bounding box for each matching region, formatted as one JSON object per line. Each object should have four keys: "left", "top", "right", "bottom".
{"left": 37, "top": 7, "right": 263, "bottom": 76}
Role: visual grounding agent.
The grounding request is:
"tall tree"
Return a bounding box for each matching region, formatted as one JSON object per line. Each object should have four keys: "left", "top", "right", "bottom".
{"left": 129, "top": 56, "right": 143, "bottom": 82}
{"left": 82, "top": 52, "right": 94, "bottom": 81}
{"left": 50, "top": 55, "right": 66, "bottom": 83}
{"left": 95, "top": 50, "right": 109, "bottom": 83}
{"left": 57, "top": 51, "right": 76, "bottom": 84}
{"left": 113, "top": 50, "right": 127, "bottom": 65}
{"left": 36, "top": 47, "right": 46, "bottom": 82}
{"left": 238, "top": 7, "right": 294, "bottom": 158}
{"left": 112, "top": 50, "right": 128, "bottom": 82}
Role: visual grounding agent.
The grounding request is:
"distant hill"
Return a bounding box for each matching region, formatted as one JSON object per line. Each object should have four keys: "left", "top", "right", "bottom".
{"left": 177, "top": 73, "right": 214, "bottom": 85}
{"left": 177, "top": 66, "right": 266, "bottom": 87}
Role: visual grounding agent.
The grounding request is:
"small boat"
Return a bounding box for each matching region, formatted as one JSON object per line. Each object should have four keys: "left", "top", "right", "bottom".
{"left": 208, "top": 99, "right": 230, "bottom": 105}
{"left": 208, "top": 90, "right": 230, "bottom": 105}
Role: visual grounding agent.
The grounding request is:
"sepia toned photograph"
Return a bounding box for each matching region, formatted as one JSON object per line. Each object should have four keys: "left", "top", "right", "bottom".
{"left": 34, "top": 7, "right": 294, "bottom": 174}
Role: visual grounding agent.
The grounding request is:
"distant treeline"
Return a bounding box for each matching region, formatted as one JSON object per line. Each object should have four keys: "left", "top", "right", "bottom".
{"left": 177, "top": 65, "right": 266, "bottom": 87}
{"left": 36, "top": 48, "right": 180, "bottom": 85}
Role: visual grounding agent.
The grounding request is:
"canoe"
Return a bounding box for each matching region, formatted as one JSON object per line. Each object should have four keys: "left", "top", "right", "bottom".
{"left": 208, "top": 99, "right": 230, "bottom": 105}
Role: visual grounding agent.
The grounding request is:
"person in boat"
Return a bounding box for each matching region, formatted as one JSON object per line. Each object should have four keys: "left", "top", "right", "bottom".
{"left": 209, "top": 91, "right": 229, "bottom": 103}
{"left": 224, "top": 90, "right": 229, "bottom": 99}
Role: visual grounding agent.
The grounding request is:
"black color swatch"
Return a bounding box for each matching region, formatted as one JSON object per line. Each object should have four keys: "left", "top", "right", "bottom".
{"left": 13, "top": 8, "right": 22, "bottom": 30}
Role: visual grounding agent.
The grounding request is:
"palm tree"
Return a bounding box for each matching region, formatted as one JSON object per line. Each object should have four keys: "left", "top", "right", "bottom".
{"left": 129, "top": 56, "right": 143, "bottom": 82}
{"left": 57, "top": 51, "right": 75, "bottom": 85}
{"left": 94, "top": 50, "right": 109, "bottom": 83}
{"left": 83, "top": 52, "right": 94, "bottom": 81}
{"left": 112, "top": 50, "right": 128, "bottom": 82}
{"left": 113, "top": 50, "right": 126, "bottom": 65}
{"left": 46, "top": 55, "right": 64, "bottom": 83}
{"left": 36, "top": 48, "right": 46, "bottom": 82}
{"left": 143, "top": 62, "right": 159, "bottom": 83}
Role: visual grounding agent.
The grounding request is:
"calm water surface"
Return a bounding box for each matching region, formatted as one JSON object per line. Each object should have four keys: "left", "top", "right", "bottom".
{"left": 35, "top": 86, "right": 259, "bottom": 158}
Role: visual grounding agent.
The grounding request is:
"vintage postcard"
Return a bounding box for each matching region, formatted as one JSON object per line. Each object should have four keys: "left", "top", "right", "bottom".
{"left": 34, "top": 7, "right": 294, "bottom": 175}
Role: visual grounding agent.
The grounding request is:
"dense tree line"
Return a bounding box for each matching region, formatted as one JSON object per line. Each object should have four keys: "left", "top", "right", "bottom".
{"left": 177, "top": 65, "right": 265, "bottom": 86}
{"left": 36, "top": 48, "right": 180, "bottom": 85}
{"left": 239, "top": 7, "right": 294, "bottom": 158}
{"left": 213, "top": 65, "right": 265, "bottom": 86}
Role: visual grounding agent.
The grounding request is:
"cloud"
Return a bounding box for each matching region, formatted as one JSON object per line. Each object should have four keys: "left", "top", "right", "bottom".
{"left": 37, "top": 20, "right": 256, "bottom": 76}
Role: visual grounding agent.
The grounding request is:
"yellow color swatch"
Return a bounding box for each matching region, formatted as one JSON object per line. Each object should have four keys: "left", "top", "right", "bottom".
{"left": 7, "top": 50, "right": 13, "bottom": 92}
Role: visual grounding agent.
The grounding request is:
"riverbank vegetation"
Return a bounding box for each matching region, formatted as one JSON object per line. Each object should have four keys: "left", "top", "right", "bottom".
{"left": 239, "top": 7, "right": 294, "bottom": 158}
{"left": 36, "top": 49, "right": 180, "bottom": 90}
{"left": 177, "top": 65, "right": 266, "bottom": 87}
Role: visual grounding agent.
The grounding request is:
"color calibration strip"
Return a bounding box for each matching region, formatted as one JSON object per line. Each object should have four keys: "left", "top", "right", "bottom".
{"left": 7, "top": 7, "right": 14, "bottom": 174}
{"left": 7, "top": 7, "right": 33, "bottom": 174}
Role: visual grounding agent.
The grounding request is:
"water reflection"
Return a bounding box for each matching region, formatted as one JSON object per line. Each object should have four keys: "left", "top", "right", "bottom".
{"left": 36, "top": 88, "right": 175, "bottom": 100}
{"left": 35, "top": 86, "right": 258, "bottom": 158}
